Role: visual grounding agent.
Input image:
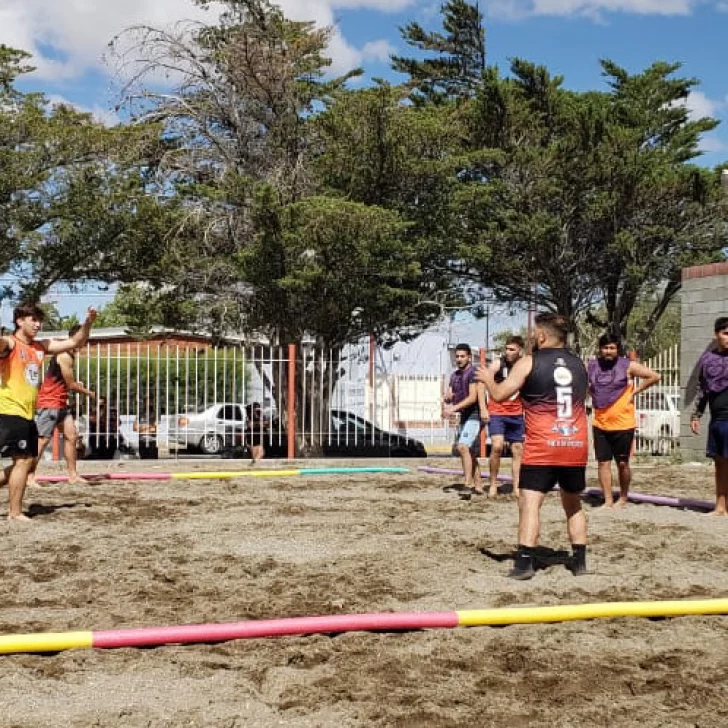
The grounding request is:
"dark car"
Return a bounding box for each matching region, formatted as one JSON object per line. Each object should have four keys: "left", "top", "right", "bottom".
{"left": 247, "top": 409, "right": 427, "bottom": 458}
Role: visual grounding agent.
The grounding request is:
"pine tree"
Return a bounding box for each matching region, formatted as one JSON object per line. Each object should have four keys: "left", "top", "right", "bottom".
{"left": 391, "top": 0, "right": 485, "bottom": 104}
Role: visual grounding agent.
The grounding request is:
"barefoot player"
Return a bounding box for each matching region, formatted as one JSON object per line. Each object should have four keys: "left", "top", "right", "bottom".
{"left": 30, "top": 324, "right": 95, "bottom": 486}
{"left": 0, "top": 304, "right": 96, "bottom": 520}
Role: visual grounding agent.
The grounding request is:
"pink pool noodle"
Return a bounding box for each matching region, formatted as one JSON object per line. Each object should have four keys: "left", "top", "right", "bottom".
{"left": 37, "top": 472, "right": 172, "bottom": 482}
{"left": 93, "top": 611, "right": 459, "bottom": 649}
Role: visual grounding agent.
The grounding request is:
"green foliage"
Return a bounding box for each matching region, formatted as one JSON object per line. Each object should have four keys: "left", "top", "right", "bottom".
{"left": 392, "top": 0, "right": 486, "bottom": 104}
{"left": 239, "top": 192, "right": 420, "bottom": 347}
{"left": 0, "top": 45, "right": 176, "bottom": 303}
{"left": 93, "top": 284, "right": 202, "bottom": 335}
{"left": 313, "top": 83, "right": 465, "bottom": 325}
{"left": 455, "top": 57, "right": 727, "bottom": 348}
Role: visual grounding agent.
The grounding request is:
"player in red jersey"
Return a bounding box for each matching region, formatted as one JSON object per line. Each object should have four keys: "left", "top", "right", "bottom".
{"left": 30, "top": 324, "right": 96, "bottom": 486}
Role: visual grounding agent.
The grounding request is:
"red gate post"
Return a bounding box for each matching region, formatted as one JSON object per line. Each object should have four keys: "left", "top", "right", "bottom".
{"left": 287, "top": 344, "right": 296, "bottom": 460}
{"left": 479, "top": 347, "right": 487, "bottom": 460}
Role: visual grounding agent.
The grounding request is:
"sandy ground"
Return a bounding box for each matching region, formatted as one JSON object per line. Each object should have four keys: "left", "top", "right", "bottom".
{"left": 0, "top": 456, "right": 727, "bottom": 727}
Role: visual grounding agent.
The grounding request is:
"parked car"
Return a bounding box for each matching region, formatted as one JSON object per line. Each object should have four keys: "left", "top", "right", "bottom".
{"left": 635, "top": 388, "right": 681, "bottom": 455}
{"left": 158, "top": 403, "right": 251, "bottom": 455}
{"left": 262, "top": 410, "right": 427, "bottom": 458}
{"left": 158, "top": 406, "right": 427, "bottom": 458}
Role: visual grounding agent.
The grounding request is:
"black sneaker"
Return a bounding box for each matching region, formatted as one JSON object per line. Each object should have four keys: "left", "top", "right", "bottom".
{"left": 568, "top": 558, "right": 588, "bottom": 576}
{"left": 507, "top": 563, "right": 536, "bottom": 580}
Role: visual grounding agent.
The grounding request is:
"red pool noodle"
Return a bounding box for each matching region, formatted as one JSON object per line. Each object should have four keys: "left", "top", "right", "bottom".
{"left": 92, "top": 611, "right": 459, "bottom": 649}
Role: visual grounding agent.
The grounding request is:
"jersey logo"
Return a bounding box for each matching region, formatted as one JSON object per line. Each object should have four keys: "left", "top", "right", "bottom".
{"left": 25, "top": 362, "right": 40, "bottom": 387}
{"left": 552, "top": 421, "right": 579, "bottom": 437}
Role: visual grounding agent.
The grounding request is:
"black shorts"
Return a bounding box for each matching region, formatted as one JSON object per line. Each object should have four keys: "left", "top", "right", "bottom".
{"left": 593, "top": 427, "right": 634, "bottom": 463}
{"left": 520, "top": 464, "right": 587, "bottom": 494}
{"left": 0, "top": 414, "right": 39, "bottom": 458}
{"left": 246, "top": 430, "right": 264, "bottom": 447}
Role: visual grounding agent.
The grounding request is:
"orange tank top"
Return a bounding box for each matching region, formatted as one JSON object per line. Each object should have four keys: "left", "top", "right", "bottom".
{"left": 0, "top": 337, "right": 46, "bottom": 419}
{"left": 593, "top": 385, "right": 635, "bottom": 431}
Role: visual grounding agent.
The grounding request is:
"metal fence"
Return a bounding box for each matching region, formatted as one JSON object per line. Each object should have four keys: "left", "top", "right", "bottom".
{"left": 632, "top": 344, "right": 680, "bottom": 455}
{"left": 50, "top": 340, "right": 681, "bottom": 460}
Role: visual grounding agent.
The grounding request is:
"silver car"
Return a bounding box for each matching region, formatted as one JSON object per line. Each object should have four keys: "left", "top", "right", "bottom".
{"left": 158, "top": 403, "right": 249, "bottom": 455}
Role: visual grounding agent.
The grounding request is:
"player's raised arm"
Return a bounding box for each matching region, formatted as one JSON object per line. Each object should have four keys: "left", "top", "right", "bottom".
{"left": 46, "top": 308, "right": 97, "bottom": 355}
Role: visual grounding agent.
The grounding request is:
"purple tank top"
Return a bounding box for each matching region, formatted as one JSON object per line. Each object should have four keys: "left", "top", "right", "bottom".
{"left": 449, "top": 365, "right": 478, "bottom": 420}
{"left": 588, "top": 357, "right": 630, "bottom": 409}
{"left": 698, "top": 349, "right": 728, "bottom": 393}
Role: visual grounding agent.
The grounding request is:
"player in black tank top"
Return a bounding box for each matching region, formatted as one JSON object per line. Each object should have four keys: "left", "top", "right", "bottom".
{"left": 477, "top": 314, "right": 589, "bottom": 580}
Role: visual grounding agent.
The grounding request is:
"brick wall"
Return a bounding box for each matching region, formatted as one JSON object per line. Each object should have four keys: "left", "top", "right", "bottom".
{"left": 680, "top": 263, "right": 728, "bottom": 461}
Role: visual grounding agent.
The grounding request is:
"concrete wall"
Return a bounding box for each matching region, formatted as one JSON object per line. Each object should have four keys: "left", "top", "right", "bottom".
{"left": 680, "top": 262, "right": 728, "bottom": 461}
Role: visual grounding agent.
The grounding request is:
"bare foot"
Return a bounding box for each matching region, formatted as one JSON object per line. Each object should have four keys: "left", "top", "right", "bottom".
{"left": 488, "top": 487, "right": 498, "bottom": 498}
{"left": 707, "top": 509, "right": 728, "bottom": 517}
{"left": 596, "top": 501, "right": 615, "bottom": 509}
{"left": 512, "top": 489, "right": 520, "bottom": 499}
{"left": 8, "top": 513, "right": 31, "bottom": 522}
{"left": 613, "top": 499, "right": 628, "bottom": 509}
{"left": 26, "top": 475, "right": 37, "bottom": 488}
{"left": 67, "top": 476, "right": 89, "bottom": 485}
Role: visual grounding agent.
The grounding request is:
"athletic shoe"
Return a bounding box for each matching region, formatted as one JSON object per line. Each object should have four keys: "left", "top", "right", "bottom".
{"left": 507, "top": 562, "right": 535, "bottom": 580}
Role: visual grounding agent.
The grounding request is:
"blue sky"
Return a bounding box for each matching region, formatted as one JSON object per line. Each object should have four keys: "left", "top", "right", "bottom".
{"left": 3, "top": 0, "right": 727, "bottom": 330}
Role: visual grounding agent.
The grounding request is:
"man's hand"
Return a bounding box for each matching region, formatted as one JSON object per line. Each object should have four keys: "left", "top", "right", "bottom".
{"left": 690, "top": 418, "right": 701, "bottom": 435}
{"left": 475, "top": 365, "right": 494, "bottom": 385}
{"left": 85, "top": 307, "right": 98, "bottom": 325}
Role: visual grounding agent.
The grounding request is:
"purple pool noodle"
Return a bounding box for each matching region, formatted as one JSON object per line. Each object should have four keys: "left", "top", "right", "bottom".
{"left": 584, "top": 488, "right": 713, "bottom": 512}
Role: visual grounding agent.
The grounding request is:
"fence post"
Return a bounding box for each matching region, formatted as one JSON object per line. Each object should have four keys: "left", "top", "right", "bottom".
{"left": 479, "top": 347, "right": 487, "bottom": 459}
{"left": 287, "top": 343, "right": 296, "bottom": 459}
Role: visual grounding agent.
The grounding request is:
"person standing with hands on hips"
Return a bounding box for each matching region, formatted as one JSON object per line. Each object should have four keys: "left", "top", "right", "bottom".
{"left": 690, "top": 317, "right": 728, "bottom": 516}
{"left": 0, "top": 304, "right": 96, "bottom": 520}
{"left": 477, "top": 313, "right": 589, "bottom": 580}
{"left": 588, "top": 333, "right": 660, "bottom": 509}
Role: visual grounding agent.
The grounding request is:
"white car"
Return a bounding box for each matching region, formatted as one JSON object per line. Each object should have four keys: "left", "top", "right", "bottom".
{"left": 635, "top": 388, "right": 681, "bottom": 455}
{"left": 158, "top": 402, "right": 270, "bottom": 455}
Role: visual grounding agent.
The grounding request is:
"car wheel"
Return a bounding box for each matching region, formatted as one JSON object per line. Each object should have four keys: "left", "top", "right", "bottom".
{"left": 200, "top": 434, "right": 224, "bottom": 455}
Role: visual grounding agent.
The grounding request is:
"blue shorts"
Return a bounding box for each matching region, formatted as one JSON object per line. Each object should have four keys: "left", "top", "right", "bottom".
{"left": 707, "top": 420, "right": 728, "bottom": 459}
{"left": 488, "top": 414, "right": 525, "bottom": 443}
{"left": 453, "top": 414, "right": 484, "bottom": 454}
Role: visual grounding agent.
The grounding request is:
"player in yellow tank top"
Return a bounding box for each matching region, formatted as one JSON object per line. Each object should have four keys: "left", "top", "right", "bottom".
{"left": 0, "top": 303, "right": 96, "bottom": 521}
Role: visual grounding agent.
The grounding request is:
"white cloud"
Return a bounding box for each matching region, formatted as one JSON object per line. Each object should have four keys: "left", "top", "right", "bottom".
{"left": 680, "top": 91, "right": 728, "bottom": 155}
{"left": 685, "top": 90, "right": 720, "bottom": 121}
{"left": 1, "top": 0, "right": 407, "bottom": 82}
{"left": 361, "top": 39, "right": 397, "bottom": 63}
